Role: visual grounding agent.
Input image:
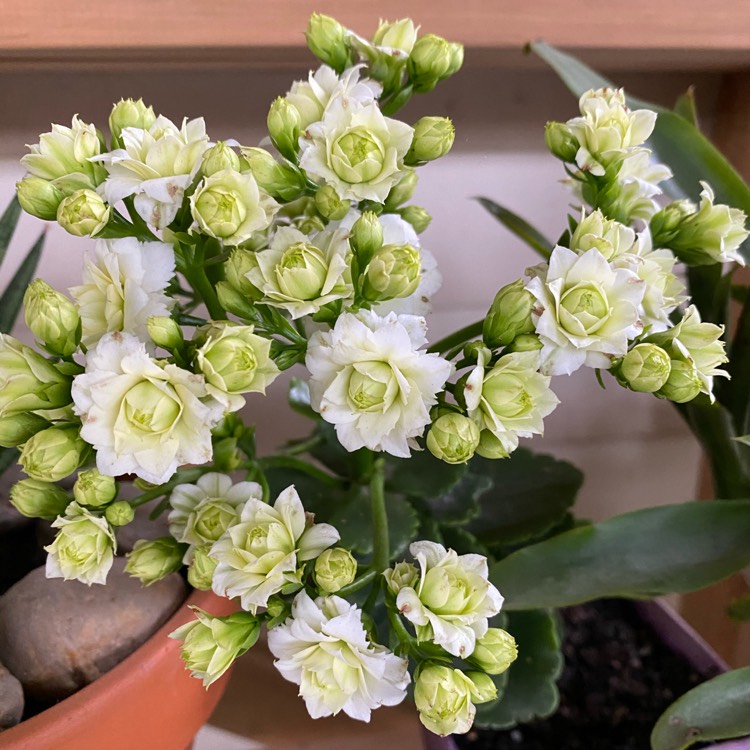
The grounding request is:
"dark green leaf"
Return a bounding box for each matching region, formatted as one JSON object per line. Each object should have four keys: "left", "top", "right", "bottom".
{"left": 428, "top": 470, "right": 491, "bottom": 526}
{"left": 492, "top": 500, "right": 750, "bottom": 610}
{"left": 264, "top": 466, "right": 343, "bottom": 519}
{"left": 476, "top": 197, "right": 553, "bottom": 260}
{"left": 475, "top": 610, "right": 563, "bottom": 729}
{"left": 0, "top": 232, "right": 44, "bottom": 334}
{"left": 309, "top": 422, "right": 357, "bottom": 479}
{"left": 466, "top": 451, "right": 582, "bottom": 546}
{"left": 389, "top": 450, "right": 467, "bottom": 500}
{"left": 288, "top": 377, "right": 318, "bottom": 420}
{"left": 673, "top": 87, "right": 698, "bottom": 127}
{"left": 0, "top": 447, "right": 18, "bottom": 476}
{"left": 439, "top": 526, "right": 489, "bottom": 557}
{"left": 0, "top": 196, "right": 21, "bottom": 268}
{"left": 651, "top": 667, "right": 750, "bottom": 750}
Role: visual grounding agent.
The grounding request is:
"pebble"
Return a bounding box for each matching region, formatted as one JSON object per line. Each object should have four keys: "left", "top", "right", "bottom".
{"left": 0, "top": 558, "right": 187, "bottom": 703}
{"left": 0, "top": 663, "right": 23, "bottom": 729}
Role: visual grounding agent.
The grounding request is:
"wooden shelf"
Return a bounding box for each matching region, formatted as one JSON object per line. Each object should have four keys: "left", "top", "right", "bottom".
{"left": 2, "top": 0, "right": 750, "bottom": 72}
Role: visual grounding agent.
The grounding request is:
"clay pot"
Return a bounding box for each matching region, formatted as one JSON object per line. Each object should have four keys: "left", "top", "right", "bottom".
{"left": 0, "top": 588, "right": 234, "bottom": 750}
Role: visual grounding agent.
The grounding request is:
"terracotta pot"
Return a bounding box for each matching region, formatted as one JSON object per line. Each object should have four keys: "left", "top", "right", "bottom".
{"left": 0, "top": 588, "right": 234, "bottom": 750}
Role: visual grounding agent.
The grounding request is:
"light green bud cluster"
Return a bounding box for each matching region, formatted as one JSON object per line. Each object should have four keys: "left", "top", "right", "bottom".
{"left": 10, "top": 478, "right": 70, "bottom": 520}
{"left": 19, "top": 426, "right": 89, "bottom": 482}
{"left": 267, "top": 97, "right": 301, "bottom": 162}
{"left": 350, "top": 211, "right": 384, "bottom": 261}
{"left": 505, "top": 333, "right": 543, "bottom": 353}
{"left": 187, "top": 546, "right": 218, "bottom": 591}
{"left": 201, "top": 142, "right": 241, "bottom": 177}
{"left": 74, "top": 468, "right": 117, "bottom": 508}
{"left": 405, "top": 117, "right": 455, "bottom": 165}
{"left": 398, "top": 205, "right": 432, "bottom": 234}
{"left": 483, "top": 279, "right": 536, "bottom": 348}
{"left": 241, "top": 147, "right": 307, "bottom": 202}
{"left": 383, "top": 561, "right": 419, "bottom": 595}
{"left": 363, "top": 243, "right": 421, "bottom": 301}
{"left": 314, "top": 184, "right": 350, "bottom": 221}
{"left": 105, "top": 500, "right": 135, "bottom": 527}
{"left": 544, "top": 121, "right": 579, "bottom": 162}
{"left": 426, "top": 413, "right": 480, "bottom": 464}
{"left": 147, "top": 316, "right": 184, "bottom": 351}
{"left": 23, "top": 279, "right": 81, "bottom": 357}
{"left": 470, "top": 628, "right": 518, "bottom": 674}
{"left": 0, "top": 412, "right": 49, "bottom": 448}
{"left": 109, "top": 98, "right": 156, "bottom": 145}
{"left": 305, "top": 13, "right": 352, "bottom": 73}
{"left": 385, "top": 169, "right": 418, "bottom": 209}
{"left": 656, "top": 359, "right": 703, "bottom": 403}
{"left": 372, "top": 19, "right": 418, "bottom": 55}
{"left": 314, "top": 547, "right": 357, "bottom": 593}
{"left": 125, "top": 536, "right": 185, "bottom": 585}
{"left": 408, "top": 34, "right": 464, "bottom": 92}
{"left": 16, "top": 177, "right": 65, "bottom": 221}
{"left": 617, "top": 343, "right": 672, "bottom": 393}
{"left": 56, "top": 189, "right": 110, "bottom": 237}
{"left": 649, "top": 200, "right": 694, "bottom": 248}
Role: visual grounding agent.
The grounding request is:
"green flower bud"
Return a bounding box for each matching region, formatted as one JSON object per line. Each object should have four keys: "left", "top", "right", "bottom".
{"left": 105, "top": 500, "right": 135, "bottom": 526}
{"left": 223, "top": 248, "right": 263, "bottom": 300}
{"left": 656, "top": 359, "right": 703, "bottom": 404}
{"left": 406, "top": 117, "right": 455, "bottom": 165}
{"left": 211, "top": 436, "right": 242, "bottom": 472}
{"left": 240, "top": 147, "right": 307, "bottom": 202}
{"left": 215, "top": 281, "right": 259, "bottom": 319}
{"left": 16, "top": 176, "right": 65, "bottom": 220}
{"left": 314, "top": 184, "right": 350, "bottom": 221}
{"left": 426, "top": 413, "right": 480, "bottom": 464}
{"left": 408, "top": 35, "right": 464, "bottom": 92}
{"left": 483, "top": 279, "right": 536, "bottom": 348}
{"left": 350, "top": 211, "right": 383, "bottom": 262}
{"left": 398, "top": 205, "right": 431, "bottom": 234}
{"left": 201, "top": 142, "right": 240, "bottom": 177}
{"left": 74, "top": 468, "right": 117, "bottom": 508}
{"left": 187, "top": 545, "right": 218, "bottom": 591}
{"left": 267, "top": 97, "right": 301, "bottom": 162}
{"left": 544, "top": 121, "right": 579, "bottom": 162}
{"left": 109, "top": 98, "right": 156, "bottom": 144}
{"left": 505, "top": 333, "right": 543, "bottom": 353}
{"left": 465, "top": 671, "right": 498, "bottom": 704}
{"left": 373, "top": 18, "right": 418, "bottom": 55}
{"left": 650, "top": 200, "right": 694, "bottom": 247}
{"left": 147, "top": 316, "right": 184, "bottom": 350}
{"left": 296, "top": 215, "right": 326, "bottom": 235}
{"left": 385, "top": 169, "right": 418, "bottom": 209}
{"left": 470, "top": 628, "right": 518, "bottom": 675}
{"left": 19, "top": 426, "right": 89, "bottom": 482}
{"left": 23, "top": 279, "right": 81, "bottom": 357}
{"left": 305, "top": 13, "right": 351, "bottom": 72}
{"left": 0, "top": 412, "right": 49, "bottom": 448}
{"left": 314, "top": 547, "right": 357, "bottom": 593}
{"left": 476, "top": 429, "right": 510, "bottom": 460}
{"left": 363, "top": 243, "right": 421, "bottom": 301}
{"left": 56, "top": 189, "right": 110, "bottom": 237}
{"left": 170, "top": 607, "right": 261, "bottom": 686}
{"left": 414, "top": 665, "right": 482, "bottom": 736}
{"left": 10, "top": 478, "right": 70, "bottom": 520}
{"left": 125, "top": 536, "right": 184, "bottom": 585}
{"left": 383, "top": 561, "right": 419, "bottom": 595}
{"left": 618, "top": 343, "right": 672, "bottom": 393}
{"left": 265, "top": 595, "right": 287, "bottom": 620}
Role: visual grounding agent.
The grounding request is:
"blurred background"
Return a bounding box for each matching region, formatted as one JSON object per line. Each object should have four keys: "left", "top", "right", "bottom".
{"left": 1, "top": 1, "right": 749, "bottom": 745}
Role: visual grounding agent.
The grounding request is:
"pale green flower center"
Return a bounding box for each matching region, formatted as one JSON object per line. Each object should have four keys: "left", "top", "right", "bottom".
{"left": 560, "top": 282, "right": 610, "bottom": 334}
{"left": 192, "top": 500, "right": 239, "bottom": 542}
{"left": 347, "top": 362, "right": 393, "bottom": 412}
{"left": 204, "top": 337, "right": 258, "bottom": 393}
{"left": 195, "top": 188, "right": 247, "bottom": 238}
{"left": 123, "top": 380, "right": 181, "bottom": 434}
{"left": 421, "top": 567, "right": 472, "bottom": 614}
{"left": 482, "top": 373, "right": 533, "bottom": 419}
{"left": 332, "top": 128, "right": 385, "bottom": 182}
{"left": 276, "top": 243, "right": 328, "bottom": 300}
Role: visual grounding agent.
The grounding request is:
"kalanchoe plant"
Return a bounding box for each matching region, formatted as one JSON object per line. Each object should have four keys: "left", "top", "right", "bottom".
{"left": 6, "top": 13, "right": 750, "bottom": 743}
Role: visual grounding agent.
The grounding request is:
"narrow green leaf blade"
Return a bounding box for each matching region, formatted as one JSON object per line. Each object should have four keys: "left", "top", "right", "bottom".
{"left": 0, "top": 232, "right": 45, "bottom": 334}
{"left": 0, "top": 196, "right": 22, "bottom": 269}
{"left": 491, "top": 500, "right": 750, "bottom": 610}
{"left": 476, "top": 197, "right": 553, "bottom": 260}
{"left": 651, "top": 667, "right": 750, "bottom": 750}
{"left": 673, "top": 87, "right": 698, "bottom": 127}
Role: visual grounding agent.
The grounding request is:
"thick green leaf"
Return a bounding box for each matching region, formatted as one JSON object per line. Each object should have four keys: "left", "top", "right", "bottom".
{"left": 651, "top": 667, "right": 750, "bottom": 750}
{"left": 476, "top": 197, "right": 553, "bottom": 260}
{"left": 475, "top": 610, "right": 563, "bottom": 729}
{"left": 0, "top": 196, "right": 22, "bottom": 268}
{"left": 288, "top": 377, "right": 318, "bottom": 420}
{"left": 263, "top": 466, "right": 343, "bottom": 519}
{"left": 0, "top": 232, "right": 44, "bottom": 334}
{"left": 427, "top": 470, "right": 491, "bottom": 526}
{"left": 388, "top": 450, "right": 467, "bottom": 500}
{"left": 309, "top": 422, "right": 357, "bottom": 479}
{"left": 673, "top": 87, "right": 698, "bottom": 127}
{"left": 491, "top": 500, "right": 750, "bottom": 610}
{"left": 467, "top": 450, "right": 582, "bottom": 546}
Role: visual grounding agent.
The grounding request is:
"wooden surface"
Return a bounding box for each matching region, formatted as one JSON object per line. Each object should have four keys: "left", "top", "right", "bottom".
{"left": 3, "top": 0, "right": 750, "bottom": 71}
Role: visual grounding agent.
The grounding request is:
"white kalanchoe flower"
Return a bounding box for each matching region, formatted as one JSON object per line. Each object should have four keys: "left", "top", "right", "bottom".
{"left": 70, "top": 238, "right": 175, "bottom": 348}
{"left": 392, "top": 541, "right": 504, "bottom": 658}
{"left": 465, "top": 348, "right": 559, "bottom": 459}
{"left": 94, "top": 115, "right": 210, "bottom": 229}
{"left": 168, "top": 473, "right": 263, "bottom": 561}
{"left": 286, "top": 65, "right": 382, "bottom": 130}
{"left": 267, "top": 590, "right": 410, "bottom": 721}
{"left": 211, "top": 485, "right": 339, "bottom": 613}
{"left": 306, "top": 310, "right": 452, "bottom": 457}
{"left": 526, "top": 246, "right": 646, "bottom": 376}
{"left": 299, "top": 98, "right": 413, "bottom": 203}
{"left": 245, "top": 226, "right": 353, "bottom": 318}
{"left": 45, "top": 502, "right": 117, "bottom": 586}
{"left": 72, "top": 332, "right": 225, "bottom": 485}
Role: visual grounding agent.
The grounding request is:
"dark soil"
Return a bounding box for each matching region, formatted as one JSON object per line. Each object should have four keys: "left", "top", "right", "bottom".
{"left": 455, "top": 599, "right": 717, "bottom": 750}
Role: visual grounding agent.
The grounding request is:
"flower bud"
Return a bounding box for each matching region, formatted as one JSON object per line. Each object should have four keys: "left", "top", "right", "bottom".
{"left": 383, "top": 561, "right": 419, "bottom": 595}
{"left": 19, "top": 426, "right": 89, "bottom": 482}
{"left": 314, "top": 184, "right": 350, "bottom": 221}
{"left": 618, "top": 343, "right": 671, "bottom": 393}
{"left": 201, "top": 141, "right": 240, "bottom": 177}
{"left": 241, "top": 147, "right": 307, "bottom": 202}
{"left": 350, "top": 211, "right": 383, "bottom": 262}
{"left": 470, "top": 628, "right": 518, "bottom": 674}
{"left": 385, "top": 169, "right": 418, "bottom": 209}
{"left": 109, "top": 98, "right": 156, "bottom": 144}
{"left": 56, "top": 189, "right": 110, "bottom": 237}
{"left": 265, "top": 595, "right": 287, "bottom": 620}
{"left": 414, "top": 665, "right": 480, "bottom": 736}
{"left": 23, "top": 279, "right": 81, "bottom": 357}
{"left": 223, "top": 248, "right": 263, "bottom": 300}
{"left": 305, "top": 13, "right": 351, "bottom": 72}
{"left": 406, "top": 117, "right": 455, "bottom": 165}
{"left": 267, "top": 97, "right": 301, "bottom": 162}
{"left": 314, "top": 547, "right": 357, "bottom": 593}
{"left": 74, "top": 468, "right": 117, "bottom": 508}
{"left": 373, "top": 19, "right": 418, "bottom": 55}
{"left": 125, "top": 536, "right": 184, "bottom": 585}
{"left": 544, "top": 121, "right": 579, "bottom": 162}
{"left": 105, "top": 500, "right": 135, "bottom": 527}
{"left": 147, "top": 316, "right": 184, "bottom": 350}
{"left": 10, "top": 478, "right": 70, "bottom": 520}
{"left": 426, "top": 413, "right": 480, "bottom": 464}
{"left": 16, "top": 176, "right": 65, "bottom": 220}
{"left": 650, "top": 200, "right": 694, "bottom": 247}
{"left": 656, "top": 359, "right": 703, "bottom": 403}
{"left": 216, "top": 281, "right": 259, "bottom": 319}
{"left": 483, "top": 279, "right": 536, "bottom": 348}
{"left": 187, "top": 545, "right": 218, "bottom": 591}
{"left": 505, "top": 333, "right": 543, "bottom": 353}
{"left": 363, "top": 243, "right": 421, "bottom": 301}
{"left": 398, "top": 205, "right": 432, "bottom": 234}
{"left": 408, "top": 35, "right": 464, "bottom": 92}
{"left": 0, "top": 412, "right": 49, "bottom": 448}
{"left": 476, "top": 429, "right": 510, "bottom": 460}
{"left": 465, "top": 671, "right": 498, "bottom": 704}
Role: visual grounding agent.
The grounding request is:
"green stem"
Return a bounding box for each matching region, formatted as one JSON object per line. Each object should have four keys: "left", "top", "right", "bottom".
{"left": 370, "top": 457, "right": 389, "bottom": 574}
{"left": 336, "top": 569, "right": 378, "bottom": 598}
{"left": 128, "top": 467, "right": 206, "bottom": 508}
{"left": 187, "top": 264, "right": 225, "bottom": 320}
{"left": 427, "top": 320, "right": 483, "bottom": 354}
{"left": 283, "top": 435, "right": 323, "bottom": 457}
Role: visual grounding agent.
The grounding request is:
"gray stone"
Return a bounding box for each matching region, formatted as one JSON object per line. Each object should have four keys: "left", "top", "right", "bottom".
{"left": 0, "top": 663, "right": 23, "bottom": 730}
{"left": 0, "top": 558, "right": 187, "bottom": 702}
